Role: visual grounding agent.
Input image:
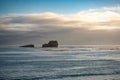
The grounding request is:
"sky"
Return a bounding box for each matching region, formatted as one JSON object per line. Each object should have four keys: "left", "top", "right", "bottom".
{"left": 0, "top": 0, "right": 120, "bottom": 46}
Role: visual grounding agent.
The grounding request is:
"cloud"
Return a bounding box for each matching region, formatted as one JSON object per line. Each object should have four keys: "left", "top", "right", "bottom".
{"left": 78, "top": 6, "right": 120, "bottom": 13}
{"left": 0, "top": 6, "right": 120, "bottom": 45}
{"left": 0, "top": 6, "right": 120, "bottom": 32}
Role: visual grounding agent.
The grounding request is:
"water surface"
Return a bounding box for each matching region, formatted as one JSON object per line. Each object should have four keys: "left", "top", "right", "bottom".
{"left": 0, "top": 45, "right": 120, "bottom": 80}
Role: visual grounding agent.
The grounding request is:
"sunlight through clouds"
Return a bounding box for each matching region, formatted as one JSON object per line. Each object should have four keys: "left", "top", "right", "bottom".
{"left": 0, "top": 6, "right": 120, "bottom": 31}
{"left": 0, "top": 5, "right": 120, "bottom": 45}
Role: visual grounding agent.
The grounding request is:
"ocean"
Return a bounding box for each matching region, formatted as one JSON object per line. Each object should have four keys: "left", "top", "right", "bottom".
{"left": 0, "top": 45, "right": 120, "bottom": 80}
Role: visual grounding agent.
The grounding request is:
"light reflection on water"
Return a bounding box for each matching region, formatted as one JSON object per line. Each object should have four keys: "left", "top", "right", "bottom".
{"left": 0, "top": 45, "right": 120, "bottom": 80}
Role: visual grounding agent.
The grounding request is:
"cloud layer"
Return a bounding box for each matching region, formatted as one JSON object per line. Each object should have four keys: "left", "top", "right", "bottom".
{"left": 0, "top": 6, "right": 120, "bottom": 45}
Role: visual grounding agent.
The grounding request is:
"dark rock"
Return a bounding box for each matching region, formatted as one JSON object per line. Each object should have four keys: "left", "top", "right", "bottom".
{"left": 42, "top": 40, "right": 58, "bottom": 48}
{"left": 48, "top": 41, "right": 58, "bottom": 47}
{"left": 20, "top": 44, "right": 34, "bottom": 48}
{"left": 42, "top": 43, "right": 49, "bottom": 47}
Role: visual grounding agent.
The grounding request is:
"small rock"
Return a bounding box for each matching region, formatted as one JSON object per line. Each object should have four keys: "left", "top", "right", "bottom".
{"left": 20, "top": 44, "right": 34, "bottom": 48}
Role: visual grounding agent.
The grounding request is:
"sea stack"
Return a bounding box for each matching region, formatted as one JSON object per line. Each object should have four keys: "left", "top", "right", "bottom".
{"left": 20, "top": 44, "right": 34, "bottom": 48}
{"left": 42, "top": 40, "right": 58, "bottom": 48}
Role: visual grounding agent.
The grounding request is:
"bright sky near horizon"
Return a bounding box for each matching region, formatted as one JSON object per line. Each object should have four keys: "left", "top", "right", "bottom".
{"left": 0, "top": 0, "right": 120, "bottom": 45}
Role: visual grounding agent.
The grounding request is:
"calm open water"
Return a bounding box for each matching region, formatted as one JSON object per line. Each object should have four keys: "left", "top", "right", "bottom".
{"left": 0, "top": 45, "right": 120, "bottom": 80}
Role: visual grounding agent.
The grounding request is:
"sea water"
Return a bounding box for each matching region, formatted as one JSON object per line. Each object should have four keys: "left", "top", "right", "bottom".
{"left": 0, "top": 45, "right": 120, "bottom": 80}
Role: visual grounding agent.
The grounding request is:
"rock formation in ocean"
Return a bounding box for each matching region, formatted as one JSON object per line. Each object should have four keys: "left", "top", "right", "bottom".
{"left": 42, "top": 40, "right": 58, "bottom": 48}
{"left": 20, "top": 44, "right": 34, "bottom": 48}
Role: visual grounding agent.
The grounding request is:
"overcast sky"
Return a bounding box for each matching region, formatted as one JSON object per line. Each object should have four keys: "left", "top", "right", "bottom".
{"left": 0, "top": 0, "right": 120, "bottom": 46}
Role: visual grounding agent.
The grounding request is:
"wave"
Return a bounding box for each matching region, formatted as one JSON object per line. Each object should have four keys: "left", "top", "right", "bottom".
{"left": 0, "top": 45, "right": 120, "bottom": 53}
{"left": 1, "top": 71, "right": 120, "bottom": 80}
{"left": 40, "top": 45, "right": 120, "bottom": 52}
